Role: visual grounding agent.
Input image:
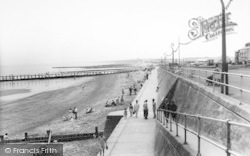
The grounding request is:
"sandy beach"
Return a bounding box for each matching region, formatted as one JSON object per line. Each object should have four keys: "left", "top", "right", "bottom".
{"left": 0, "top": 70, "right": 146, "bottom": 156}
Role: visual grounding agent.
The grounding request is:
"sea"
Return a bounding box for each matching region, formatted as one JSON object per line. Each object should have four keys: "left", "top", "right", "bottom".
{"left": 0, "top": 60, "right": 140, "bottom": 102}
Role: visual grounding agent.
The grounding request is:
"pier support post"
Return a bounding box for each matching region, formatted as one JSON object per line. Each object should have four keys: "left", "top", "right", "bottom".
{"left": 0, "top": 135, "right": 4, "bottom": 144}
{"left": 25, "top": 132, "right": 28, "bottom": 141}
{"left": 95, "top": 127, "right": 99, "bottom": 138}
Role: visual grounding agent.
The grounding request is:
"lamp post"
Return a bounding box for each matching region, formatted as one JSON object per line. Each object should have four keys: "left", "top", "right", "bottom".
{"left": 171, "top": 43, "right": 175, "bottom": 66}
{"left": 164, "top": 53, "right": 167, "bottom": 66}
{"left": 220, "top": 0, "right": 229, "bottom": 95}
{"left": 178, "top": 37, "right": 180, "bottom": 65}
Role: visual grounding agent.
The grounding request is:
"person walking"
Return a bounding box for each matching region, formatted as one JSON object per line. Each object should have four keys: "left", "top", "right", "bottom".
{"left": 116, "top": 97, "right": 120, "bottom": 105}
{"left": 166, "top": 100, "right": 178, "bottom": 122}
{"left": 98, "top": 134, "right": 108, "bottom": 156}
{"left": 124, "top": 108, "right": 128, "bottom": 119}
{"left": 120, "top": 95, "right": 124, "bottom": 104}
{"left": 73, "top": 107, "right": 78, "bottom": 119}
{"left": 129, "top": 103, "right": 133, "bottom": 117}
{"left": 143, "top": 100, "right": 148, "bottom": 119}
{"left": 133, "top": 100, "right": 140, "bottom": 118}
{"left": 129, "top": 87, "right": 132, "bottom": 95}
{"left": 134, "top": 87, "right": 137, "bottom": 95}
{"left": 152, "top": 99, "right": 156, "bottom": 118}
{"left": 68, "top": 108, "right": 73, "bottom": 120}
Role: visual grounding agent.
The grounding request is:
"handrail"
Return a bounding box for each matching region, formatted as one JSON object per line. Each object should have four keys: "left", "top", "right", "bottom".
{"left": 162, "top": 67, "right": 250, "bottom": 105}
{"left": 180, "top": 71, "right": 250, "bottom": 93}
{"left": 180, "top": 67, "right": 250, "bottom": 78}
{"left": 157, "top": 109, "right": 248, "bottom": 156}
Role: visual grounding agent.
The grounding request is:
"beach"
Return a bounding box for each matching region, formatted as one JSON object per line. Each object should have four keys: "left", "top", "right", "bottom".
{"left": 0, "top": 70, "right": 146, "bottom": 156}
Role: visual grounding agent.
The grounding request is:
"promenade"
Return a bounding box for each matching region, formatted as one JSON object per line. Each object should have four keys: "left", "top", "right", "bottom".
{"left": 100, "top": 67, "right": 247, "bottom": 156}
{"left": 103, "top": 69, "right": 158, "bottom": 156}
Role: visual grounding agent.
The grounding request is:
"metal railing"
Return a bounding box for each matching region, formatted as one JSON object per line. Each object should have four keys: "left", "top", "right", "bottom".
{"left": 157, "top": 109, "right": 250, "bottom": 156}
{"left": 163, "top": 67, "right": 250, "bottom": 105}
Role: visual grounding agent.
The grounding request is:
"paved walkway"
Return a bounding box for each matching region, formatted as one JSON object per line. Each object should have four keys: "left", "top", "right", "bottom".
{"left": 103, "top": 69, "right": 158, "bottom": 156}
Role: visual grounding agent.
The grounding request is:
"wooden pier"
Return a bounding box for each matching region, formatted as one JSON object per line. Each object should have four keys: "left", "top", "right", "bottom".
{"left": 0, "top": 69, "right": 137, "bottom": 82}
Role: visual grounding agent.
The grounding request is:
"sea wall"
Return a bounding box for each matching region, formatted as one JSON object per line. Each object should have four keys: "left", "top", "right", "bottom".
{"left": 154, "top": 121, "right": 192, "bottom": 156}
{"left": 156, "top": 68, "right": 178, "bottom": 108}
{"left": 156, "top": 68, "right": 250, "bottom": 155}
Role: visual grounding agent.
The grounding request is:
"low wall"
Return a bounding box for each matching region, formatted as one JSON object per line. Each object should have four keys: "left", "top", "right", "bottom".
{"left": 154, "top": 121, "right": 192, "bottom": 156}
{"left": 103, "top": 111, "right": 123, "bottom": 140}
{"left": 157, "top": 68, "right": 250, "bottom": 155}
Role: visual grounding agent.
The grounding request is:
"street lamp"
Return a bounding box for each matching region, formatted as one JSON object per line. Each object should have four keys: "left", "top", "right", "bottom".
{"left": 220, "top": 0, "right": 229, "bottom": 95}
{"left": 164, "top": 53, "right": 167, "bottom": 66}
{"left": 171, "top": 43, "right": 175, "bottom": 65}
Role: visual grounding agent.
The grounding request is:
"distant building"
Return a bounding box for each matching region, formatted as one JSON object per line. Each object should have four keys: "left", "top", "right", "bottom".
{"left": 216, "top": 57, "right": 232, "bottom": 64}
{"left": 235, "top": 42, "right": 250, "bottom": 65}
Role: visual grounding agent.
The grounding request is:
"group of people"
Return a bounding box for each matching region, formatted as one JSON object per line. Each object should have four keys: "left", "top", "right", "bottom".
{"left": 123, "top": 99, "right": 156, "bottom": 119}
{"left": 105, "top": 96, "right": 123, "bottom": 107}
{"left": 129, "top": 86, "right": 137, "bottom": 95}
{"left": 163, "top": 99, "right": 178, "bottom": 122}
{"left": 63, "top": 107, "right": 78, "bottom": 121}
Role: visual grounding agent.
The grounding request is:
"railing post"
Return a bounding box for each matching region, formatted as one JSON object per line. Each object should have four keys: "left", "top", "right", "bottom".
{"left": 213, "top": 73, "right": 216, "bottom": 92}
{"left": 95, "top": 127, "right": 99, "bottom": 138}
{"left": 170, "top": 113, "right": 172, "bottom": 132}
{"left": 162, "top": 111, "right": 164, "bottom": 124}
{"left": 197, "top": 115, "right": 201, "bottom": 156}
{"left": 160, "top": 111, "right": 162, "bottom": 123}
{"left": 184, "top": 114, "right": 187, "bottom": 144}
{"left": 0, "top": 135, "right": 4, "bottom": 144}
{"left": 226, "top": 120, "right": 231, "bottom": 156}
{"left": 224, "top": 73, "right": 226, "bottom": 95}
{"left": 159, "top": 111, "right": 161, "bottom": 123}
{"left": 166, "top": 111, "right": 168, "bottom": 128}
{"left": 25, "top": 132, "right": 28, "bottom": 141}
{"left": 240, "top": 75, "right": 243, "bottom": 104}
{"left": 163, "top": 111, "right": 166, "bottom": 125}
{"left": 176, "top": 116, "right": 179, "bottom": 137}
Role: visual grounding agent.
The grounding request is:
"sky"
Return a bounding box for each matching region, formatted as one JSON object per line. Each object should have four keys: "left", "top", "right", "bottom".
{"left": 0, "top": 0, "right": 249, "bottom": 66}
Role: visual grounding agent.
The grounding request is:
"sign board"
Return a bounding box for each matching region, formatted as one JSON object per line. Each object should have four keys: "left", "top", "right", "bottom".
{"left": 188, "top": 12, "right": 237, "bottom": 41}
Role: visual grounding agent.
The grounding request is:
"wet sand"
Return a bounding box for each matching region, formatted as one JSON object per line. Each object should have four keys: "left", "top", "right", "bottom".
{"left": 0, "top": 70, "right": 145, "bottom": 156}
{"left": 0, "top": 89, "right": 31, "bottom": 97}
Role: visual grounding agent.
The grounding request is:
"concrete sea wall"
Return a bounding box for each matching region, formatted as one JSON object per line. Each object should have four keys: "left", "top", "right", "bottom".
{"left": 155, "top": 68, "right": 250, "bottom": 155}
{"left": 155, "top": 121, "right": 192, "bottom": 156}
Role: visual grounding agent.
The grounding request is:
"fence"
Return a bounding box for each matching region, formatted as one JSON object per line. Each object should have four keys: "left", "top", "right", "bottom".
{"left": 157, "top": 109, "right": 250, "bottom": 156}
{"left": 163, "top": 66, "right": 250, "bottom": 105}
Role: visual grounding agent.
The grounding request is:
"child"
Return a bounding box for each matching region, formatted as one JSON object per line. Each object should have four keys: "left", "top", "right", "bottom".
{"left": 124, "top": 108, "right": 128, "bottom": 119}
{"left": 129, "top": 103, "right": 133, "bottom": 117}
